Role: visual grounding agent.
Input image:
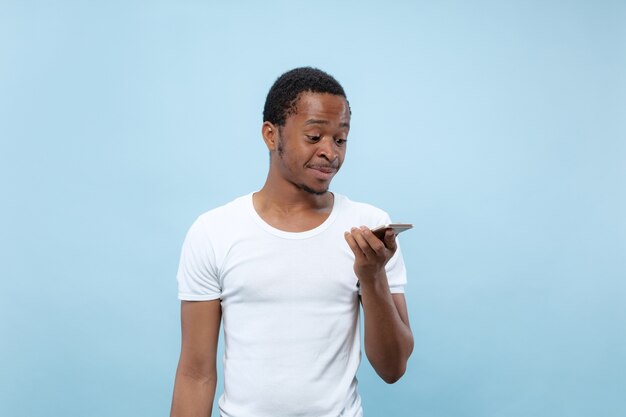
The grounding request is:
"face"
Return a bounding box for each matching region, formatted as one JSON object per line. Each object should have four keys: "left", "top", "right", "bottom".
{"left": 267, "top": 92, "right": 351, "bottom": 195}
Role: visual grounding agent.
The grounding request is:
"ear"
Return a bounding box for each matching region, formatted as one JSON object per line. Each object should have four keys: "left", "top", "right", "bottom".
{"left": 262, "top": 122, "right": 278, "bottom": 151}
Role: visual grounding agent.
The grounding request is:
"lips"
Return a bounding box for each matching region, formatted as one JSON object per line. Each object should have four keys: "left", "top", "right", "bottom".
{"left": 307, "top": 165, "right": 337, "bottom": 181}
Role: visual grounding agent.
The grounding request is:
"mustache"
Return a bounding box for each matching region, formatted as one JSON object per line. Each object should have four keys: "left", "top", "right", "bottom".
{"left": 307, "top": 162, "right": 339, "bottom": 170}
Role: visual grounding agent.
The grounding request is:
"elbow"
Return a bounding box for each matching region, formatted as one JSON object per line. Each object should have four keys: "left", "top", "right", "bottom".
{"left": 374, "top": 343, "right": 413, "bottom": 384}
{"left": 367, "top": 334, "right": 414, "bottom": 384}
{"left": 384, "top": 376, "right": 402, "bottom": 384}
{"left": 379, "top": 364, "right": 407, "bottom": 384}
{"left": 382, "top": 339, "right": 413, "bottom": 384}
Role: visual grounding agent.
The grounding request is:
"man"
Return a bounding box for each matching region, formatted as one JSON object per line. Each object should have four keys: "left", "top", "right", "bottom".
{"left": 170, "top": 67, "right": 413, "bottom": 417}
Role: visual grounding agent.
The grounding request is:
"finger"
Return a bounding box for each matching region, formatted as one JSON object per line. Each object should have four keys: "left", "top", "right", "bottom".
{"left": 383, "top": 229, "right": 398, "bottom": 252}
{"left": 359, "top": 226, "right": 387, "bottom": 256}
{"left": 351, "top": 227, "right": 380, "bottom": 259}
{"left": 344, "top": 230, "right": 366, "bottom": 259}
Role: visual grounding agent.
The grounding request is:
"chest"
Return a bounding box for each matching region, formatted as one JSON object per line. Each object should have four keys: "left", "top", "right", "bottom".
{"left": 218, "top": 233, "right": 358, "bottom": 306}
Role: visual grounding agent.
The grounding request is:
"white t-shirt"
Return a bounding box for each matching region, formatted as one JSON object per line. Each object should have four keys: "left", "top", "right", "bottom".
{"left": 177, "top": 193, "right": 407, "bottom": 417}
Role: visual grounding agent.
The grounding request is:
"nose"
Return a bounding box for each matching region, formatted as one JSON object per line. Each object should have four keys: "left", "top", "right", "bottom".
{"left": 318, "top": 137, "right": 338, "bottom": 161}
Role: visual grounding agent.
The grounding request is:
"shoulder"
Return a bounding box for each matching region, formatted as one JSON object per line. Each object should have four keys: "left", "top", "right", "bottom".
{"left": 334, "top": 193, "right": 391, "bottom": 225}
{"left": 335, "top": 193, "right": 388, "bottom": 216}
{"left": 196, "top": 193, "right": 250, "bottom": 223}
{"left": 186, "top": 193, "right": 252, "bottom": 238}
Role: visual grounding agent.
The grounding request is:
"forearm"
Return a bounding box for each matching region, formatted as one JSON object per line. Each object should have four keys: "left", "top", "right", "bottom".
{"left": 170, "top": 366, "right": 217, "bottom": 417}
{"left": 360, "top": 275, "right": 414, "bottom": 383}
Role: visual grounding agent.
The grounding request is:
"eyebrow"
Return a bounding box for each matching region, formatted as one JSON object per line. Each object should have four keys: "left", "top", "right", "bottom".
{"left": 305, "top": 119, "right": 350, "bottom": 128}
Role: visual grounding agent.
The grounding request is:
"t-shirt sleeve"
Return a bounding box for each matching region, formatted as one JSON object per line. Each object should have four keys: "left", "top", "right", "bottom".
{"left": 381, "top": 213, "right": 408, "bottom": 294}
{"left": 386, "top": 242, "right": 407, "bottom": 293}
{"left": 176, "top": 216, "right": 222, "bottom": 301}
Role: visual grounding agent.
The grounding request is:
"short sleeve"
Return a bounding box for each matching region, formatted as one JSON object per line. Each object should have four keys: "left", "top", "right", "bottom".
{"left": 176, "top": 216, "right": 222, "bottom": 301}
{"left": 381, "top": 213, "right": 408, "bottom": 293}
{"left": 386, "top": 241, "right": 407, "bottom": 293}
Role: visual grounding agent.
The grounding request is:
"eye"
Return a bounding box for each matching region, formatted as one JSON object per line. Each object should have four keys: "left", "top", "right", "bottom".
{"left": 334, "top": 138, "right": 347, "bottom": 146}
{"left": 306, "top": 135, "right": 321, "bottom": 142}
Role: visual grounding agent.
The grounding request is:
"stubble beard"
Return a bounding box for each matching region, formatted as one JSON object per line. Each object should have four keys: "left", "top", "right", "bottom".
{"left": 299, "top": 183, "right": 327, "bottom": 196}
{"left": 277, "top": 135, "right": 329, "bottom": 196}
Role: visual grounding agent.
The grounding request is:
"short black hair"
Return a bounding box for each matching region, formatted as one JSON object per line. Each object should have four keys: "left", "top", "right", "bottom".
{"left": 263, "top": 67, "right": 348, "bottom": 126}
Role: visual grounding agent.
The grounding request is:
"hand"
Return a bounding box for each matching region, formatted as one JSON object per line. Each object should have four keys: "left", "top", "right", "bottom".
{"left": 344, "top": 226, "right": 397, "bottom": 284}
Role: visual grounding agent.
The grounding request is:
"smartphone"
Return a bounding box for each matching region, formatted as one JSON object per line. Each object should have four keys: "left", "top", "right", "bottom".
{"left": 371, "top": 223, "right": 413, "bottom": 240}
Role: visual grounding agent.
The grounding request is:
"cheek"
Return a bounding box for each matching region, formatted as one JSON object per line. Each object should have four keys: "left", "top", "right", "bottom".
{"left": 338, "top": 148, "right": 347, "bottom": 163}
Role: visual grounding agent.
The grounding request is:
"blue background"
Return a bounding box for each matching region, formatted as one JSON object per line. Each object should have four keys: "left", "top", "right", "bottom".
{"left": 1, "top": 1, "right": 625, "bottom": 416}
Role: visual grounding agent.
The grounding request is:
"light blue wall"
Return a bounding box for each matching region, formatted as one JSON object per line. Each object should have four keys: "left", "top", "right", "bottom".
{"left": 1, "top": 1, "right": 625, "bottom": 416}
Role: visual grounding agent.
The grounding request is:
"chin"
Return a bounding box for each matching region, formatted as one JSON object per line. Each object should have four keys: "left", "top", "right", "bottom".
{"left": 299, "top": 183, "right": 329, "bottom": 195}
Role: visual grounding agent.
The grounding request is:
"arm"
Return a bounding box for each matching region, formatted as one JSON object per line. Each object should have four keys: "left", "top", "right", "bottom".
{"left": 344, "top": 227, "right": 414, "bottom": 383}
{"left": 170, "top": 300, "right": 221, "bottom": 417}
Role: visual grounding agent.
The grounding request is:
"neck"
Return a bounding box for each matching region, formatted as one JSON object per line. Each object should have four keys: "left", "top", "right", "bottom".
{"left": 252, "top": 171, "right": 336, "bottom": 232}
{"left": 254, "top": 171, "right": 333, "bottom": 215}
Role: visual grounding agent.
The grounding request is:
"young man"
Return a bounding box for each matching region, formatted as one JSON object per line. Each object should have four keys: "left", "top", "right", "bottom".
{"left": 170, "top": 67, "right": 413, "bottom": 417}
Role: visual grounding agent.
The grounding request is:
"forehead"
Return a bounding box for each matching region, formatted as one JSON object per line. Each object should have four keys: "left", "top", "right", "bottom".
{"left": 289, "top": 92, "right": 351, "bottom": 126}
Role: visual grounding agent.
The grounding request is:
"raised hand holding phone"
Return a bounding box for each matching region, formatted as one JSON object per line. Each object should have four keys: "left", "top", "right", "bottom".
{"left": 344, "top": 223, "right": 411, "bottom": 283}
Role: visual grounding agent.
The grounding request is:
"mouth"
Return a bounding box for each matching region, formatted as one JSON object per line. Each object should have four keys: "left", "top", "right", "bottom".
{"left": 307, "top": 165, "right": 338, "bottom": 181}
